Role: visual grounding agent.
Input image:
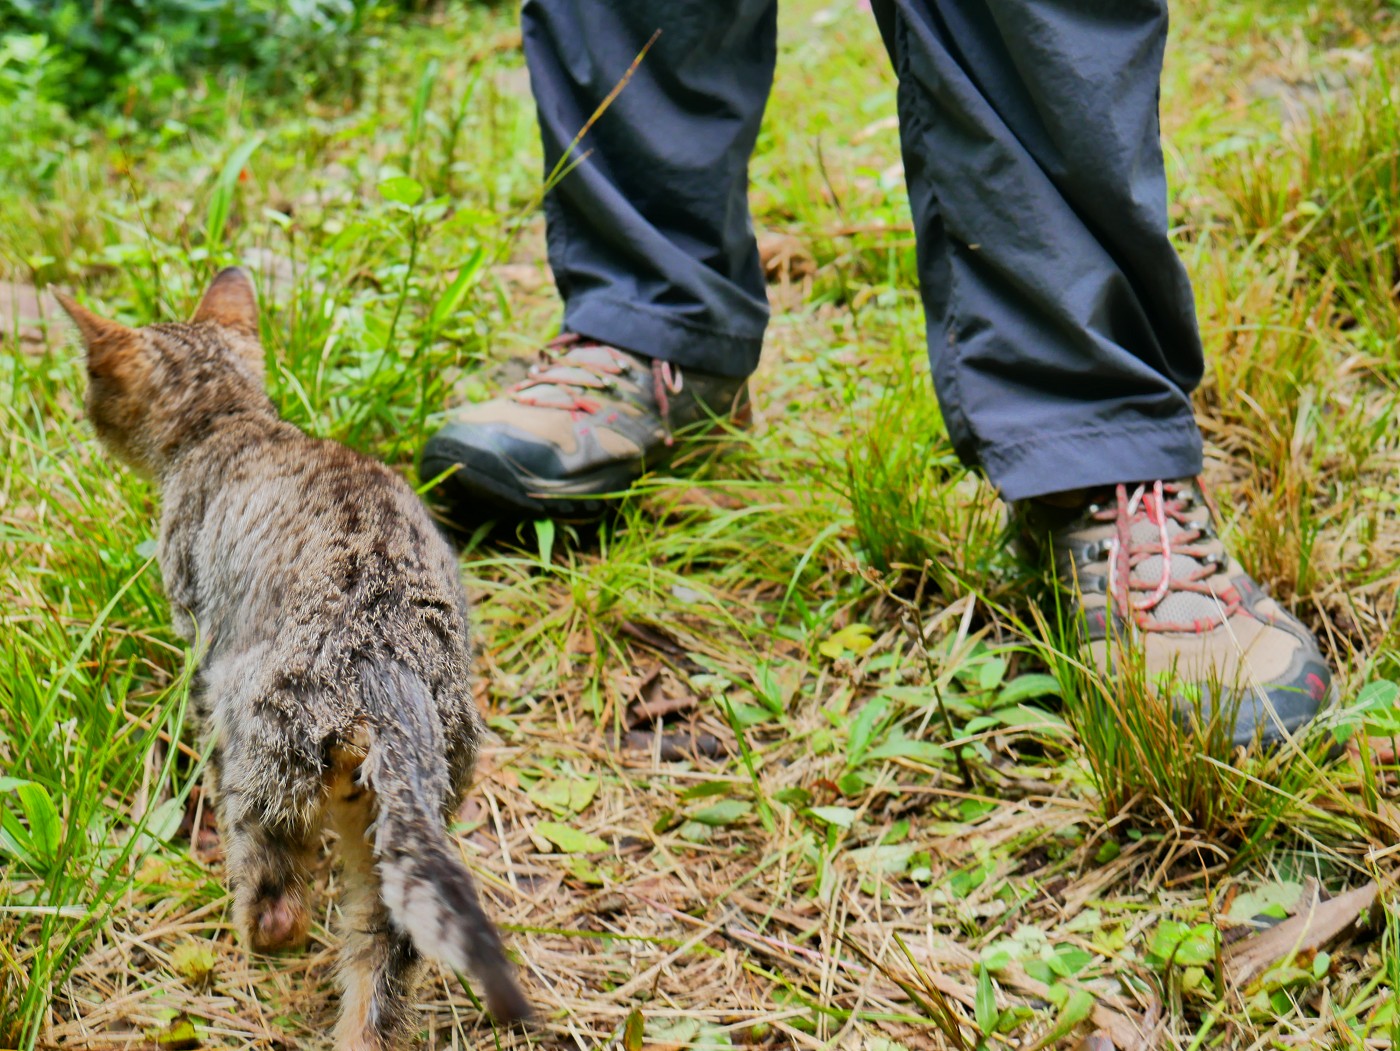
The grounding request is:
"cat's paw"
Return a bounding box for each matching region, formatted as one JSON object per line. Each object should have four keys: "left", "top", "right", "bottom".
{"left": 250, "top": 894, "right": 310, "bottom": 953}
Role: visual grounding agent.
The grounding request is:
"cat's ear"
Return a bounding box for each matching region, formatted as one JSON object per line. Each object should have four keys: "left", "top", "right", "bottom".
{"left": 192, "top": 267, "right": 259, "bottom": 339}
{"left": 52, "top": 292, "right": 142, "bottom": 380}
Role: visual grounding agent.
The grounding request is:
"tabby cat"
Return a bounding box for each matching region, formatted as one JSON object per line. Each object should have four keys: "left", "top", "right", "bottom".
{"left": 57, "top": 269, "right": 529, "bottom": 1051}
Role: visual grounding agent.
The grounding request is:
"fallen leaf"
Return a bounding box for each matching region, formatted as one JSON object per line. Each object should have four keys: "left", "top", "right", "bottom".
{"left": 1224, "top": 881, "right": 1378, "bottom": 990}
{"left": 690, "top": 800, "right": 752, "bottom": 826}
{"left": 819, "top": 623, "right": 875, "bottom": 659}
{"left": 527, "top": 776, "right": 598, "bottom": 817}
{"left": 619, "top": 619, "right": 686, "bottom": 656}
{"left": 144, "top": 1013, "right": 200, "bottom": 1050}
{"left": 1226, "top": 879, "right": 1304, "bottom": 925}
{"left": 566, "top": 855, "right": 605, "bottom": 886}
{"left": 845, "top": 843, "right": 917, "bottom": 875}
{"left": 533, "top": 821, "right": 608, "bottom": 854}
{"left": 455, "top": 796, "right": 486, "bottom": 827}
{"left": 169, "top": 941, "right": 217, "bottom": 987}
{"left": 758, "top": 232, "right": 816, "bottom": 282}
{"left": 626, "top": 665, "right": 698, "bottom": 726}
{"left": 629, "top": 692, "right": 698, "bottom": 725}
{"left": 623, "top": 1007, "right": 644, "bottom": 1051}
{"left": 807, "top": 805, "right": 857, "bottom": 829}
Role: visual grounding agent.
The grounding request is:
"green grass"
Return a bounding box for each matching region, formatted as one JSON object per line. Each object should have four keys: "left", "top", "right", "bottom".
{"left": 5, "top": 1, "right": 1400, "bottom": 1049}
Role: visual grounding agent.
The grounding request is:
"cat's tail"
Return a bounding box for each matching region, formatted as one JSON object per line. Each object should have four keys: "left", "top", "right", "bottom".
{"left": 357, "top": 660, "right": 530, "bottom": 1024}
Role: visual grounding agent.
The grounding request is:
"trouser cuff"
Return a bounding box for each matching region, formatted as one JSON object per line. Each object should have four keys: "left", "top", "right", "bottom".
{"left": 981, "top": 414, "right": 1204, "bottom": 502}
{"left": 565, "top": 294, "right": 763, "bottom": 379}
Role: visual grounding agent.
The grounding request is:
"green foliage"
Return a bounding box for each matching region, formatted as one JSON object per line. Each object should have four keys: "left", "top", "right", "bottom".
{"left": 0, "top": 0, "right": 385, "bottom": 112}
{"left": 1221, "top": 69, "right": 1400, "bottom": 372}
{"left": 0, "top": 550, "right": 200, "bottom": 1048}
{"left": 0, "top": 31, "right": 80, "bottom": 184}
{"left": 830, "top": 360, "right": 1012, "bottom": 592}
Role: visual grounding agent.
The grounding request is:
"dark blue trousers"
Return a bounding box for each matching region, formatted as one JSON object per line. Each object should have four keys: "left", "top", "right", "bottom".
{"left": 520, "top": 0, "right": 1205, "bottom": 501}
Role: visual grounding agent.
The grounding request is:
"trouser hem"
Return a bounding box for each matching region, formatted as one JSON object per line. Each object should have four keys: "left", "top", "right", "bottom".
{"left": 564, "top": 295, "right": 764, "bottom": 378}
{"left": 982, "top": 414, "right": 1204, "bottom": 502}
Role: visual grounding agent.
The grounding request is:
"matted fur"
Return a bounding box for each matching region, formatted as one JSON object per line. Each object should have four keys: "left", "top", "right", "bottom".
{"left": 56, "top": 269, "right": 529, "bottom": 1050}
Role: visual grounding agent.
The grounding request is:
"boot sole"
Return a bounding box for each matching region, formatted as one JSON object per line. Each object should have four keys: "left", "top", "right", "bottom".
{"left": 421, "top": 448, "right": 638, "bottom": 521}
{"left": 420, "top": 400, "right": 751, "bottom": 523}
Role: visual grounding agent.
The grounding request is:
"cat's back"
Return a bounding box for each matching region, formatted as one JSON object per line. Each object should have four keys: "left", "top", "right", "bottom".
{"left": 177, "top": 418, "right": 469, "bottom": 680}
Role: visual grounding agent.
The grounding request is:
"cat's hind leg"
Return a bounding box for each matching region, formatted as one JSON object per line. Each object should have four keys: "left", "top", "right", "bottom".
{"left": 207, "top": 694, "right": 330, "bottom": 954}
{"left": 211, "top": 749, "right": 321, "bottom": 953}
{"left": 327, "top": 741, "right": 424, "bottom": 1051}
{"left": 222, "top": 813, "right": 319, "bottom": 953}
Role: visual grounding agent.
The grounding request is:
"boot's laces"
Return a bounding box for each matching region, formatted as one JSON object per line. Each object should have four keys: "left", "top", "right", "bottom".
{"left": 508, "top": 332, "right": 683, "bottom": 442}
{"left": 1096, "top": 480, "right": 1237, "bottom": 633}
{"left": 652, "top": 358, "right": 684, "bottom": 446}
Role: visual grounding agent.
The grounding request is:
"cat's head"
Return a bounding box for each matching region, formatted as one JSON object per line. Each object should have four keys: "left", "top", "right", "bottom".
{"left": 56, "top": 267, "right": 273, "bottom": 476}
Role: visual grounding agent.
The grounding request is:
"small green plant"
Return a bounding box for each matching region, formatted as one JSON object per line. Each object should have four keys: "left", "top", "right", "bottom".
{"left": 829, "top": 361, "right": 1011, "bottom": 593}
{"left": 1147, "top": 916, "right": 1221, "bottom": 1016}
{"left": 0, "top": 31, "right": 78, "bottom": 185}
{"left": 1026, "top": 595, "right": 1334, "bottom": 856}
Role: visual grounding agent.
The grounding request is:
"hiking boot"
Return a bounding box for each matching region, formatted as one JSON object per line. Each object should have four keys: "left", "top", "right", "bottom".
{"left": 1021, "top": 479, "right": 1332, "bottom": 748}
{"left": 420, "top": 334, "right": 750, "bottom": 520}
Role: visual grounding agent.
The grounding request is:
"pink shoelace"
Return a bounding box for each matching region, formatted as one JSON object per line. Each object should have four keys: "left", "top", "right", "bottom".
{"left": 508, "top": 333, "right": 685, "bottom": 445}
{"left": 1097, "top": 480, "right": 1239, "bottom": 633}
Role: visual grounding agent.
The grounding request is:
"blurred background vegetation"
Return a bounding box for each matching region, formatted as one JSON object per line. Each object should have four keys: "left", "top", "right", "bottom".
{"left": 0, "top": 0, "right": 452, "bottom": 188}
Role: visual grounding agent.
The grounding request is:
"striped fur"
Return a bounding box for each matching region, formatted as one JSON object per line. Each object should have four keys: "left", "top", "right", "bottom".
{"left": 359, "top": 661, "right": 530, "bottom": 1023}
